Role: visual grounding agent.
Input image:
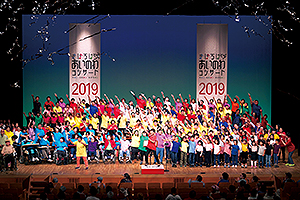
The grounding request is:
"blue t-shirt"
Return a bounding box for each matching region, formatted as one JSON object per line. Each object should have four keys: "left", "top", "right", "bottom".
{"left": 251, "top": 103, "right": 262, "bottom": 116}
{"left": 171, "top": 141, "right": 181, "bottom": 153}
{"left": 56, "top": 141, "right": 68, "bottom": 151}
{"left": 34, "top": 128, "right": 45, "bottom": 142}
{"left": 89, "top": 105, "right": 98, "bottom": 116}
{"left": 53, "top": 132, "right": 64, "bottom": 144}
{"left": 39, "top": 138, "right": 50, "bottom": 146}
{"left": 19, "top": 131, "right": 28, "bottom": 143}
{"left": 188, "top": 141, "right": 196, "bottom": 153}
{"left": 231, "top": 145, "right": 240, "bottom": 156}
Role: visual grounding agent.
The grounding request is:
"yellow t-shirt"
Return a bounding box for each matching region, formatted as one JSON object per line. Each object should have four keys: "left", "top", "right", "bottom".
{"left": 118, "top": 116, "right": 127, "bottom": 129}
{"left": 181, "top": 141, "right": 189, "bottom": 153}
{"left": 146, "top": 101, "right": 154, "bottom": 109}
{"left": 161, "top": 114, "right": 169, "bottom": 125}
{"left": 129, "top": 117, "right": 138, "bottom": 128}
{"left": 74, "top": 140, "right": 87, "bottom": 157}
{"left": 90, "top": 117, "right": 99, "bottom": 129}
{"left": 241, "top": 143, "right": 248, "bottom": 152}
{"left": 131, "top": 135, "right": 140, "bottom": 148}
{"left": 224, "top": 108, "right": 232, "bottom": 116}
{"left": 74, "top": 116, "right": 82, "bottom": 128}
{"left": 274, "top": 134, "right": 279, "bottom": 140}
{"left": 101, "top": 115, "right": 109, "bottom": 129}
{"left": 53, "top": 106, "right": 62, "bottom": 113}
{"left": 66, "top": 117, "right": 76, "bottom": 127}
{"left": 4, "top": 130, "right": 14, "bottom": 139}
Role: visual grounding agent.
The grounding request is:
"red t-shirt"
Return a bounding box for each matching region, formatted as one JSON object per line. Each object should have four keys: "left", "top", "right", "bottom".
{"left": 69, "top": 102, "right": 79, "bottom": 113}
{"left": 105, "top": 106, "right": 112, "bottom": 118}
{"left": 187, "top": 113, "right": 196, "bottom": 121}
{"left": 136, "top": 98, "right": 146, "bottom": 109}
{"left": 286, "top": 138, "right": 295, "bottom": 152}
{"left": 113, "top": 107, "right": 120, "bottom": 119}
{"left": 155, "top": 101, "right": 163, "bottom": 111}
{"left": 44, "top": 101, "right": 55, "bottom": 110}
{"left": 177, "top": 113, "right": 186, "bottom": 122}
{"left": 147, "top": 134, "right": 157, "bottom": 150}
{"left": 261, "top": 118, "right": 268, "bottom": 129}
{"left": 231, "top": 102, "right": 239, "bottom": 112}
{"left": 107, "top": 124, "right": 118, "bottom": 130}
{"left": 50, "top": 116, "right": 58, "bottom": 124}
{"left": 43, "top": 116, "right": 50, "bottom": 124}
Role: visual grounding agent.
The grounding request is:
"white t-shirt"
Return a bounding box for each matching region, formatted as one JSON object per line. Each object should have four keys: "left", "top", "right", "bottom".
{"left": 213, "top": 144, "right": 221, "bottom": 155}
{"left": 257, "top": 145, "right": 266, "bottom": 156}
{"left": 205, "top": 143, "right": 213, "bottom": 151}
{"left": 196, "top": 145, "right": 203, "bottom": 152}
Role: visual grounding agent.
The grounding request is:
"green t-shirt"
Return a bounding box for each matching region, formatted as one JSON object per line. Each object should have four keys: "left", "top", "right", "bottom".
{"left": 138, "top": 135, "right": 149, "bottom": 152}
{"left": 35, "top": 115, "right": 43, "bottom": 125}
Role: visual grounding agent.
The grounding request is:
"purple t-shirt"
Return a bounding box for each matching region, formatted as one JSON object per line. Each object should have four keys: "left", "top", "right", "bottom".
{"left": 156, "top": 133, "right": 166, "bottom": 148}
{"left": 273, "top": 144, "right": 281, "bottom": 154}
{"left": 175, "top": 102, "right": 182, "bottom": 112}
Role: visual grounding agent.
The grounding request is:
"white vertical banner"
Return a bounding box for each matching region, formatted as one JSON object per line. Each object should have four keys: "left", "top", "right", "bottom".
{"left": 69, "top": 23, "right": 101, "bottom": 102}
{"left": 196, "top": 24, "right": 228, "bottom": 102}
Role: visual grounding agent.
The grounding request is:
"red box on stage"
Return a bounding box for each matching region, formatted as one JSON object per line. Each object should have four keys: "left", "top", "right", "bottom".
{"left": 141, "top": 165, "right": 164, "bottom": 174}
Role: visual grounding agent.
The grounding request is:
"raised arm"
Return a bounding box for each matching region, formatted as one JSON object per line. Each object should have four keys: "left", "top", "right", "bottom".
{"left": 171, "top": 106, "right": 178, "bottom": 115}
{"left": 115, "top": 95, "right": 121, "bottom": 105}
{"left": 227, "top": 94, "right": 234, "bottom": 104}
{"left": 235, "top": 95, "right": 242, "bottom": 104}
{"left": 204, "top": 96, "right": 209, "bottom": 104}
{"left": 170, "top": 94, "right": 176, "bottom": 104}
{"left": 54, "top": 93, "right": 60, "bottom": 103}
{"left": 248, "top": 93, "right": 253, "bottom": 105}
{"left": 130, "top": 90, "right": 137, "bottom": 100}
{"left": 31, "top": 94, "right": 35, "bottom": 102}
{"left": 161, "top": 91, "right": 166, "bottom": 101}
{"left": 141, "top": 93, "right": 148, "bottom": 101}
{"left": 103, "top": 94, "right": 110, "bottom": 103}
{"left": 179, "top": 94, "right": 184, "bottom": 104}
{"left": 66, "top": 94, "right": 71, "bottom": 103}
{"left": 23, "top": 112, "right": 28, "bottom": 118}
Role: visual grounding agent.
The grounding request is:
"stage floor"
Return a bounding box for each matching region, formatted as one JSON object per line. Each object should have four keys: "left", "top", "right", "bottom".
{"left": 1, "top": 155, "right": 300, "bottom": 179}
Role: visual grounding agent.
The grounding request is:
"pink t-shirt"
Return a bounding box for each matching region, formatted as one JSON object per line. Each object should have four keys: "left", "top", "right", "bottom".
{"left": 120, "top": 140, "right": 131, "bottom": 152}
{"left": 223, "top": 143, "right": 231, "bottom": 156}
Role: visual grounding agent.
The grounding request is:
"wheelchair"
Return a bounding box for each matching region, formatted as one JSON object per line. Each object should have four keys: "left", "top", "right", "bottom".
{"left": 2, "top": 152, "right": 18, "bottom": 171}
{"left": 19, "top": 145, "right": 42, "bottom": 165}
{"left": 118, "top": 149, "right": 132, "bottom": 164}
{"left": 88, "top": 149, "right": 100, "bottom": 164}
{"left": 52, "top": 149, "right": 69, "bottom": 165}
{"left": 102, "top": 149, "right": 116, "bottom": 164}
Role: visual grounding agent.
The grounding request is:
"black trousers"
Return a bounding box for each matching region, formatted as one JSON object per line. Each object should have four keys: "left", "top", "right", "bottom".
{"left": 4, "top": 154, "right": 15, "bottom": 168}
{"left": 131, "top": 147, "right": 139, "bottom": 160}
{"left": 146, "top": 148, "right": 160, "bottom": 164}
{"left": 205, "top": 151, "right": 212, "bottom": 166}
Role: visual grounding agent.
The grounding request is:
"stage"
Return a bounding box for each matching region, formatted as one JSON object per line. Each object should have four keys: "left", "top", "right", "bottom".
{"left": 1, "top": 155, "right": 300, "bottom": 180}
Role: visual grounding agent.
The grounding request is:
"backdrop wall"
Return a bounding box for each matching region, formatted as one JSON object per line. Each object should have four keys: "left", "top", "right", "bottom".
{"left": 22, "top": 15, "right": 272, "bottom": 125}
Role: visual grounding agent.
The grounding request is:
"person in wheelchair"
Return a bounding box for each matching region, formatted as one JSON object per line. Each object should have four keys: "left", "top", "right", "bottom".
{"left": 1, "top": 140, "right": 16, "bottom": 171}
{"left": 68, "top": 133, "right": 78, "bottom": 162}
{"left": 39, "top": 134, "right": 53, "bottom": 162}
{"left": 21, "top": 135, "right": 40, "bottom": 162}
{"left": 103, "top": 134, "right": 116, "bottom": 163}
{"left": 119, "top": 136, "right": 131, "bottom": 163}
{"left": 88, "top": 136, "right": 99, "bottom": 162}
{"left": 55, "top": 137, "right": 68, "bottom": 165}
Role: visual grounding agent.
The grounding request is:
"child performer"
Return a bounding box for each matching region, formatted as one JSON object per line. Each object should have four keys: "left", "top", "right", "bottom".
{"left": 250, "top": 141, "right": 258, "bottom": 168}
{"left": 69, "top": 136, "right": 88, "bottom": 170}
